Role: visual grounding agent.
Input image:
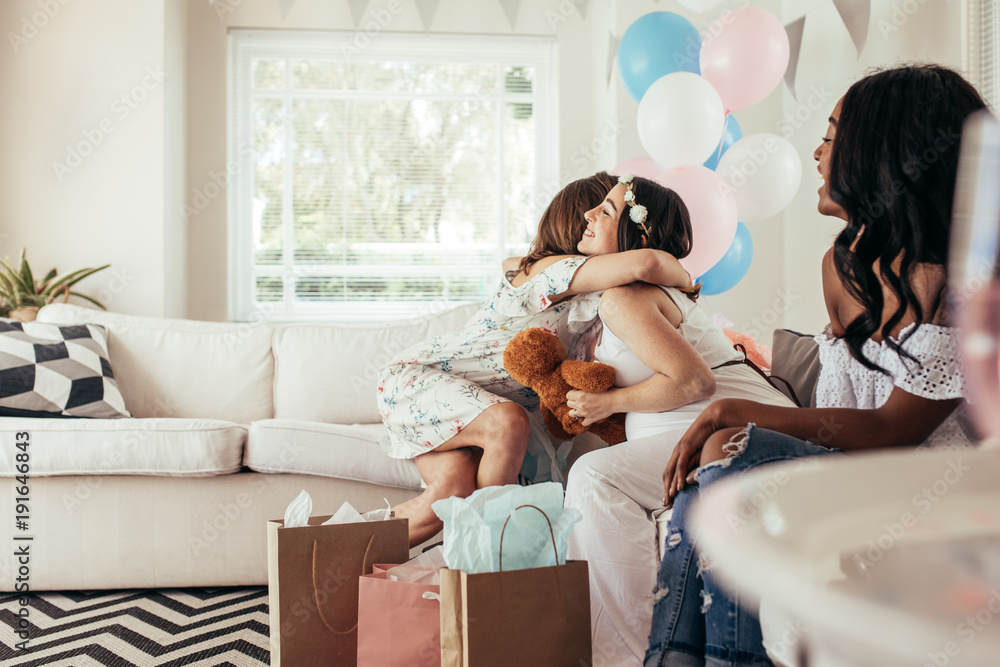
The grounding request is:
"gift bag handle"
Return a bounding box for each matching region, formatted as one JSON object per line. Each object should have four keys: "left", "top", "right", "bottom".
{"left": 498, "top": 504, "right": 559, "bottom": 572}
{"left": 311, "top": 534, "right": 374, "bottom": 635}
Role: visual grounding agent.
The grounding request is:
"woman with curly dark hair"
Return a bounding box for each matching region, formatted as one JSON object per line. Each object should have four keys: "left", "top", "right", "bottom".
{"left": 647, "top": 64, "right": 987, "bottom": 667}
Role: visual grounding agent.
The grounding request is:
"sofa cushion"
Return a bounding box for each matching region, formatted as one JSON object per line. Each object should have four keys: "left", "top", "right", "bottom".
{"left": 0, "top": 418, "right": 246, "bottom": 476}
{"left": 0, "top": 319, "right": 130, "bottom": 419}
{"left": 36, "top": 304, "right": 274, "bottom": 424}
{"left": 246, "top": 419, "right": 422, "bottom": 490}
{"left": 272, "top": 303, "right": 480, "bottom": 424}
{"left": 770, "top": 329, "right": 821, "bottom": 408}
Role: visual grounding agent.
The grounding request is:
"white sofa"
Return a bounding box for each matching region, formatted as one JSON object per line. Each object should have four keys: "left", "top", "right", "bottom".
{"left": 0, "top": 302, "right": 498, "bottom": 591}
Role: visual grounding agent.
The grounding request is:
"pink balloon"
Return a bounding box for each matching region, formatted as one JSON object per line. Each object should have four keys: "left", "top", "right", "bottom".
{"left": 655, "top": 165, "right": 738, "bottom": 277}
{"left": 611, "top": 158, "right": 664, "bottom": 180}
{"left": 699, "top": 7, "right": 789, "bottom": 112}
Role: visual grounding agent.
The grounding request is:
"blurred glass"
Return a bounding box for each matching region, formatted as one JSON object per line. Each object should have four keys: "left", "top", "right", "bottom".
{"left": 951, "top": 110, "right": 1000, "bottom": 446}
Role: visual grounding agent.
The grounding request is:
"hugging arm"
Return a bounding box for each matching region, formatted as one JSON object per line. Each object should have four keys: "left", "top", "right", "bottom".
{"left": 566, "top": 284, "right": 715, "bottom": 426}
{"left": 506, "top": 249, "right": 690, "bottom": 302}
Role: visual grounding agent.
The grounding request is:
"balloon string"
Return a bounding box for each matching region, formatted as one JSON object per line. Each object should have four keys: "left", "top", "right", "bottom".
{"left": 716, "top": 112, "right": 730, "bottom": 165}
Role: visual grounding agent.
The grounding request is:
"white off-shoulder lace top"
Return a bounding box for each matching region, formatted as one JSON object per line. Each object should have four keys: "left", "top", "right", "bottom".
{"left": 814, "top": 323, "right": 975, "bottom": 449}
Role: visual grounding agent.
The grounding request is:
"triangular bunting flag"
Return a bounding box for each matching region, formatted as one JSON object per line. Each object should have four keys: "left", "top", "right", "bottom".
{"left": 833, "top": 0, "right": 870, "bottom": 57}
{"left": 347, "top": 0, "right": 369, "bottom": 26}
{"left": 575, "top": 0, "right": 589, "bottom": 20}
{"left": 279, "top": 0, "right": 297, "bottom": 19}
{"left": 783, "top": 16, "right": 806, "bottom": 100}
{"left": 414, "top": 0, "right": 441, "bottom": 29}
{"left": 607, "top": 31, "right": 620, "bottom": 88}
{"left": 499, "top": 0, "right": 521, "bottom": 29}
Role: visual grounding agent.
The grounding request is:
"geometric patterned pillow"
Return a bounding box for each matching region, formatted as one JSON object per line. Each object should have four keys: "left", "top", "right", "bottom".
{"left": 0, "top": 319, "right": 131, "bottom": 418}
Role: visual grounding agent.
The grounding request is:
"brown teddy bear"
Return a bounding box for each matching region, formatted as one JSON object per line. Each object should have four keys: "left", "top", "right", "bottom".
{"left": 504, "top": 328, "right": 627, "bottom": 445}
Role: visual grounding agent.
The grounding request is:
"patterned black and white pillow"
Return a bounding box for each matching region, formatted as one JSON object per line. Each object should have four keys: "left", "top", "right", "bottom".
{"left": 0, "top": 319, "right": 131, "bottom": 418}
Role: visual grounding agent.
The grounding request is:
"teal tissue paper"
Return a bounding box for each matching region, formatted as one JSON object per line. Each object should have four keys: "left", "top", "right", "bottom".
{"left": 432, "top": 482, "right": 582, "bottom": 574}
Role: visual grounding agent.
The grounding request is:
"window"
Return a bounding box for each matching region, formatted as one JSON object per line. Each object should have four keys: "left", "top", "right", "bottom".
{"left": 970, "top": 0, "right": 1000, "bottom": 110}
{"left": 227, "top": 30, "right": 559, "bottom": 322}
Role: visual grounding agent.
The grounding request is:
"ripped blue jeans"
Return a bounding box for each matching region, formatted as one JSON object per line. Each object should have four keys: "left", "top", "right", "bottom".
{"left": 644, "top": 426, "right": 841, "bottom": 667}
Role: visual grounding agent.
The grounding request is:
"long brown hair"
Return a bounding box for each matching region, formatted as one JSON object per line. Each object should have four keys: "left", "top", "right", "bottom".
{"left": 517, "top": 172, "right": 618, "bottom": 274}
{"left": 616, "top": 175, "right": 701, "bottom": 301}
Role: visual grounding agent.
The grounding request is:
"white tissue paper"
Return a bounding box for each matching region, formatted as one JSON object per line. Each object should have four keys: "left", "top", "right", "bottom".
{"left": 322, "top": 501, "right": 366, "bottom": 525}
{"left": 431, "top": 482, "right": 582, "bottom": 574}
{"left": 283, "top": 489, "right": 313, "bottom": 528}
{"left": 385, "top": 546, "right": 446, "bottom": 585}
{"left": 282, "top": 492, "right": 393, "bottom": 527}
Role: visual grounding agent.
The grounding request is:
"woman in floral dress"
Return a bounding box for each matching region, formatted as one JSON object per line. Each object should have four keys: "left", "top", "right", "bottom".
{"left": 378, "top": 172, "right": 699, "bottom": 545}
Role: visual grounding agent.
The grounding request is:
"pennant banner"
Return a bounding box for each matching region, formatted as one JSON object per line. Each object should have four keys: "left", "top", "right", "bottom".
{"left": 576, "top": 0, "right": 590, "bottom": 21}
{"left": 832, "top": 0, "right": 870, "bottom": 57}
{"left": 414, "top": 0, "right": 441, "bottom": 30}
{"left": 607, "top": 31, "right": 619, "bottom": 88}
{"left": 499, "top": 0, "right": 521, "bottom": 29}
{"left": 279, "top": 0, "right": 296, "bottom": 19}
{"left": 347, "top": 0, "right": 369, "bottom": 26}
{"left": 783, "top": 16, "right": 806, "bottom": 100}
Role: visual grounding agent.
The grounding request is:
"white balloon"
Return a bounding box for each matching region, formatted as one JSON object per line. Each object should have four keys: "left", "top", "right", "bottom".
{"left": 715, "top": 133, "right": 802, "bottom": 221}
{"left": 637, "top": 72, "right": 726, "bottom": 170}
{"left": 677, "top": 0, "right": 725, "bottom": 12}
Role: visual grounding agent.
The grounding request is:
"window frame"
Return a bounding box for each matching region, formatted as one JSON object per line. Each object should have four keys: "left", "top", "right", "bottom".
{"left": 226, "top": 29, "right": 559, "bottom": 323}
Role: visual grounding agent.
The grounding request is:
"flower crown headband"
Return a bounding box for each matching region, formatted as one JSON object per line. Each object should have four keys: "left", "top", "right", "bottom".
{"left": 618, "top": 173, "right": 651, "bottom": 237}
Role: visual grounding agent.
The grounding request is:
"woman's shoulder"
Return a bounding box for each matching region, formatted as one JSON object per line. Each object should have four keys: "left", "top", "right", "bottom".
{"left": 600, "top": 283, "right": 685, "bottom": 327}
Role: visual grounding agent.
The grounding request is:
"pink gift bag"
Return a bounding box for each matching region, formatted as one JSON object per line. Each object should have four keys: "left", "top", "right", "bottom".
{"left": 357, "top": 564, "right": 441, "bottom": 667}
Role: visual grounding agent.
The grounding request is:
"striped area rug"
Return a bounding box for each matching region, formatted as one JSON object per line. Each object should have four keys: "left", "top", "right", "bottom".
{"left": 0, "top": 588, "right": 270, "bottom": 666}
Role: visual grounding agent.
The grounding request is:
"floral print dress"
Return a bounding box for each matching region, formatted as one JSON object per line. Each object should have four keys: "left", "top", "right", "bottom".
{"left": 376, "top": 257, "right": 600, "bottom": 484}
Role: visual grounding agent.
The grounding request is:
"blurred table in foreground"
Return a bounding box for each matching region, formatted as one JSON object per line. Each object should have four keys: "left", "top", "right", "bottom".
{"left": 692, "top": 446, "right": 1000, "bottom": 667}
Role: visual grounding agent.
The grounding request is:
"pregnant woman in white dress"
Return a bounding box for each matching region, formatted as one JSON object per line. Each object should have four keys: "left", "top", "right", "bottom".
{"left": 378, "top": 173, "right": 697, "bottom": 546}
{"left": 562, "top": 175, "right": 795, "bottom": 666}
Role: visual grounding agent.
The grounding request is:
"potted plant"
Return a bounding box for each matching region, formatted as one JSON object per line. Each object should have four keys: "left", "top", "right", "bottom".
{"left": 0, "top": 248, "right": 110, "bottom": 322}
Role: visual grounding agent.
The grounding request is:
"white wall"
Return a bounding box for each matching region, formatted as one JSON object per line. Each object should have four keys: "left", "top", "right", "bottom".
{"left": 0, "top": 0, "right": 971, "bottom": 332}
{"left": 0, "top": 0, "right": 176, "bottom": 317}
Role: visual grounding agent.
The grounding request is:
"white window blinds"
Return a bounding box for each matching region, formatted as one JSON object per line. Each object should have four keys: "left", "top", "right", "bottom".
{"left": 971, "top": 0, "right": 1000, "bottom": 110}
{"left": 227, "top": 30, "right": 559, "bottom": 322}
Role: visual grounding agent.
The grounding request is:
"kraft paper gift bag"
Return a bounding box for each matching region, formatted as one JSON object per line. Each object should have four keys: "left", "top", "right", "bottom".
{"left": 439, "top": 505, "right": 592, "bottom": 667}
{"left": 266, "top": 515, "right": 408, "bottom": 667}
{"left": 357, "top": 564, "right": 442, "bottom": 667}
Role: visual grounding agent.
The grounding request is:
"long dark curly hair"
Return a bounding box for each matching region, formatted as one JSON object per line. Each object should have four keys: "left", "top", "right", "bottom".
{"left": 828, "top": 64, "right": 987, "bottom": 372}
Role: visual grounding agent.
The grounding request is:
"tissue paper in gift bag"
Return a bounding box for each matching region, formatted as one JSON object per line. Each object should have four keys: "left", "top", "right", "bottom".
{"left": 357, "top": 564, "right": 441, "bottom": 667}
{"left": 266, "top": 515, "right": 408, "bottom": 667}
{"left": 439, "top": 505, "right": 592, "bottom": 667}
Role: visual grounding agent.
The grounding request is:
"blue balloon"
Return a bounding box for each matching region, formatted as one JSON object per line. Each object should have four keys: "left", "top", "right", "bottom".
{"left": 699, "top": 222, "right": 753, "bottom": 296}
{"left": 703, "top": 115, "right": 743, "bottom": 171}
{"left": 618, "top": 12, "right": 701, "bottom": 103}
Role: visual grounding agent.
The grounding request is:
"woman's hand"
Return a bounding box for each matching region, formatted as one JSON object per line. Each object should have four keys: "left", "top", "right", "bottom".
{"left": 663, "top": 400, "right": 731, "bottom": 506}
{"left": 566, "top": 389, "right": 619, "bottom": 427}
